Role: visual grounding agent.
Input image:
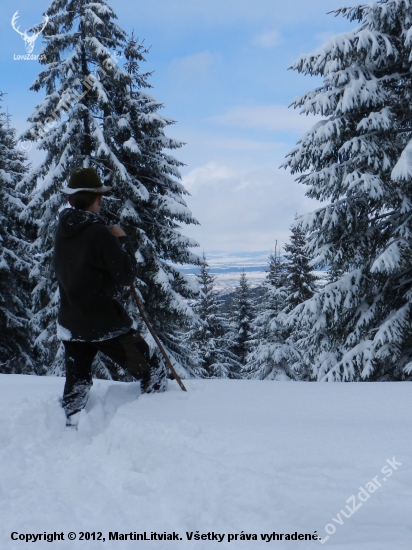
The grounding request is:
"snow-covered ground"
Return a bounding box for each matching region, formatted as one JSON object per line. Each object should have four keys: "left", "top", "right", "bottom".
{"left": 179, "top": 251, "right": 270, "bottom": 295}
{"left": 186, "top": 270, "right": 327, "bottom": 296}
{"left": 179, "top": 250, "right": 328, "bottom": 295}
{"left": 185, "top": 270, "right": 267, "bottom": 296}
{"left": 181, "top": 251, "right": 272, "bottom": 274}
{"left": 0, "top": 375, "right": 410, "bottom": 549}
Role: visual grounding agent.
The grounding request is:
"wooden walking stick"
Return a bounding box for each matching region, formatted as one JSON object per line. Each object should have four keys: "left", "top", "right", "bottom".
{"left": 131, "top": 284, "right": 187, "bottom": 392}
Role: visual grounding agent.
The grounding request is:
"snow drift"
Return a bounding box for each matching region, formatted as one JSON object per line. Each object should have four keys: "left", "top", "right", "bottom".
{"left": 0, "top": 375, "right": 410, "bottom": 549}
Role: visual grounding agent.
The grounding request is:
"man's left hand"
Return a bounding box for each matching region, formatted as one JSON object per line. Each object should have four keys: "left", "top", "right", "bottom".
{"left": 109, "top": 225, "right": 126, "bottom": 237}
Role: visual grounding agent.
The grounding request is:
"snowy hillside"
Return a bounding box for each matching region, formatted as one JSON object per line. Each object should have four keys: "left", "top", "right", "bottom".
{"left": 179, "top": 251, "right": 327, "bottom": 295}
{"left": 204, "top": 269, "right": 328, "bottom": 296}
{"left": 180, "top": 251, "right": 272, "bottom": 274}
{"left": 187, "top": 270, "right": 267, "bottom": 296}
{"left": 179, "top": 251, "right": 270, "bottom": 294}
{"left": 0, "top": 375, "right": 410, "bottom": 549}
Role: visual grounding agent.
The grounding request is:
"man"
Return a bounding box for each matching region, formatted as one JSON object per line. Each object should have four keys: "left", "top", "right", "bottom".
{"left": 54, "top": 167, "right": 166, "bottom": 428}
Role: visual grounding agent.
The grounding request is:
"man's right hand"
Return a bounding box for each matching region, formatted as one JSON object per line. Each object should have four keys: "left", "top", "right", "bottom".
{"left": 109, "top": 225, "right": 126, "bottom": 237}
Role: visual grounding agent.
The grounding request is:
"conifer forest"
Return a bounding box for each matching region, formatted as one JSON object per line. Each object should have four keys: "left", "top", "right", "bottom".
{"left": 2, "top": 0, "right": 412, "bottom": 382}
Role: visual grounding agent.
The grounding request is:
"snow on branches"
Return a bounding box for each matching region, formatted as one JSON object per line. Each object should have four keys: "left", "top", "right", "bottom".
{"left": 284, "top": 0, "right": 412, "bottom": 380}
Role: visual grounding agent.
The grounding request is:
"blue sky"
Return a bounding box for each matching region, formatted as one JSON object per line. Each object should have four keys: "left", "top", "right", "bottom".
{"left": 1, "top": 0, "right": 355, "bottom": 252}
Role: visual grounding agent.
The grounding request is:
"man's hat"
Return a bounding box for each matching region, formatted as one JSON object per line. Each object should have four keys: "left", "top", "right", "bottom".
{"left": 61, "top": 167, "right": 112, "bottom": 195}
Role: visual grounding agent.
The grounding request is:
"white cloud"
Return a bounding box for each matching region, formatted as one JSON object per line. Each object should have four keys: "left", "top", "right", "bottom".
{"left": 182, "top": 162, "right": 318, "bottom": 251}
{"left": 168, "top": 51, "right": 218, "bottom": 81}
{"left": 253, "top": 30, "right": 282, "bottom": 49}
{"left": 183, "top": 163, "right": 235, "bottom": 191}
{"left": 203, "top": 137, "right": 284, "bottom": 152}
{"left": 211, "top": 104, "right": 321, "bottom": 134}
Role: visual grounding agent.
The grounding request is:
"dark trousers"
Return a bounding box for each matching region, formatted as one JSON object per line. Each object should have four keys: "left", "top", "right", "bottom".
{"left": 62, "top": 329, "right": 154, "bottom": 417}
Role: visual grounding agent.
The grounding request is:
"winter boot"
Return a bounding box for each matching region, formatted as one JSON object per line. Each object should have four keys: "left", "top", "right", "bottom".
{"left": 65, "top": 411, "right": 81, "bottom": 429}
{"left": 141, "top": 356, "right": 168, "bottom": 394}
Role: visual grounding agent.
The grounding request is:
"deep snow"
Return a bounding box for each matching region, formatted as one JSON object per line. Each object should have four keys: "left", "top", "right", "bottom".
{"left": 0, "top": 375, "right": 410, "bottom": 549}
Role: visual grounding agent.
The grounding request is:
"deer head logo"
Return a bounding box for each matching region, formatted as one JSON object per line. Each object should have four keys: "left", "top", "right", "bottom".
{"left": 11, "top": 11, "right": 49, "bottom": 54}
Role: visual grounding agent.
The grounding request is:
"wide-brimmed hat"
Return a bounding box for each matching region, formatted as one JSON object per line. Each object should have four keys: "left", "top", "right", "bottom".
{"left": 61, "top": 167, "right": 112, "bottom": 195}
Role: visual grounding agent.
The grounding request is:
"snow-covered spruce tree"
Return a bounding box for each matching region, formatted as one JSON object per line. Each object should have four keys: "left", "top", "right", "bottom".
{"left": 187, "top": 254, "right": 238, "bottom": 378}
{"left": 283, "top": 1, "right": 412, "bottom": 381}
{"left": 99, "top": 32, "right": 200, "bottom": 378}
{"left": 18, "top": 2, "right": 199, "bottom": 377}
{"left": 0, "top": 94, "right": 35, "bottom": 373}
{"left": 244, "top": 245, "right": 299, "bottom": 380}
{"left": 17, "top": 0, "right": 130, "bottom": 376}
{"left": 228, "top": 271, "right": 255, "bottom": 373}
{"left": 283, "top": 222, "right": 317, "bottom": 313}
{"left": 283, "top": 224, "right": 317, "bottom": 378}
